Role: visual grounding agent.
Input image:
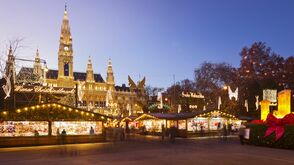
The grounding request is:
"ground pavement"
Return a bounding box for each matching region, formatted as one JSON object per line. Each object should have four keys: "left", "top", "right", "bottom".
{"left": 0, "top": 135, "right": 293, "bottom": 165}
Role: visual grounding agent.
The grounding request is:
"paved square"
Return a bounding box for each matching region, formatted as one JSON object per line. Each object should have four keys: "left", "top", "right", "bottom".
{"left": 0, "top": 137, "right": 293, "bottom": 165}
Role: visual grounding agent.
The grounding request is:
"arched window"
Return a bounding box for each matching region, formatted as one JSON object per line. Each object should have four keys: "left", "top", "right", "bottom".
{"left": 64, "top": 63, "right": 69, "bottom": 76}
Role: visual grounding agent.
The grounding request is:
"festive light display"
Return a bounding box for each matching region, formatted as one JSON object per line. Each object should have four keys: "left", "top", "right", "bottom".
{"left": 14, "top": 85, "right": 75, "bottom": 94}
{"left": 244, "top": 99, "right": 248, "bottom": 112}
{"left": 2, "top": 72, "right": 12, "bottom": 99}
{"left": 217, "top": 96, "right": 221, "bottom": 110}
{"left": 134, "top": 114, "right": 158, "bottom": 121}
{"left": 157, "top": 92, "right": 163, "bottom": 109}
{"left": 277, "top": 90, "right": 291, "bottom": 118}
{"left": 52, "top": 121, "right": 102, "bottom": 135}
{"left": 0, "top": 121, "right": 48, "bottom": 136}
{"left": 178, "top": 104, "right": 182, "bottom": 113}
{"left": 255, "top": 95, "right": 259, "bottom": 110}
{"left": 77, "top": 81, "right": 85, "bottom": 101}
{"left": 228, "top": 86, "right": 238, "bottom": 100}
{"left": 263, "top": 89, "right": 277, "bottom": 103}
{"left": 188, "top": 110, "right": 240, "bottom": 131}
{"left": 1, "top": 103, "right": 111, "bottom": 120}
{"left": 260, "top": 100, "right": 270, "bottom": 120}
{"left": 181, "top": 92, "right": 204, "bottom": 98}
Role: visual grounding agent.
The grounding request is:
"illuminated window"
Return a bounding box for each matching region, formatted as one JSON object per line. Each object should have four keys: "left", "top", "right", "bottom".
{"left": 64, "top": 63, "right": 69, "bottom": 76}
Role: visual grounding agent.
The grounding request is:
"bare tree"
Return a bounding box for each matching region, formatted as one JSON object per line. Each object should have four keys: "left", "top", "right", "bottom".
{"left": 0, "top": 38, "right": 26, "bottom": 77}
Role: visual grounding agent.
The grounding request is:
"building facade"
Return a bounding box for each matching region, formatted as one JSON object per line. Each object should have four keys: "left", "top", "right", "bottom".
{"left": 15, "top": 7, "right": 146, "bottom": 117}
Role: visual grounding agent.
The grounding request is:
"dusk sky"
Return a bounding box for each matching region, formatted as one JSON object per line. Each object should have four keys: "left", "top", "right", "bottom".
{"left": 1, "top": 0, "right": 294, "bottom": 88}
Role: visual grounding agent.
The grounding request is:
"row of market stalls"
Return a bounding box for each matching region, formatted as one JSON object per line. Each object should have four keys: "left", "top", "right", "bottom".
{"left": 0, "top": 103, "right": 112, "bottom": 137}
{"left": 1, "top": 102, "right": 241, "bottom": 138}
{"left": 120, "top": 110, "right": 242, "bottom": 137}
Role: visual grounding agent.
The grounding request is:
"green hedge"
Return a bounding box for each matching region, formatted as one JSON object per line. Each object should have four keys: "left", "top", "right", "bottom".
{"left": 247, "top": 124, "right": 294, "bottom": 149}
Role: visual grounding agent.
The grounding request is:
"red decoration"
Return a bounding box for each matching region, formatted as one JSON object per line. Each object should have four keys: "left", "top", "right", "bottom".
{"left": 250, "top": 120, "right": 264, "bottom": 124}
{"left": 264, "top": 113, "right": 294, "bottom": 141}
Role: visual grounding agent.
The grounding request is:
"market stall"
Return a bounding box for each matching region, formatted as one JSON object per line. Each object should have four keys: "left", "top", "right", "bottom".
{"left": 0, "top": 103, "right": 110, "bottom": 137}
{"left": 134, "top": 110, "right": 241, "bottom": 137}
{"left": 187, "top": 111, "right": 241, "bottom": 132}
{"left": 134, "top": 113, "right": 196, "bottom": 136}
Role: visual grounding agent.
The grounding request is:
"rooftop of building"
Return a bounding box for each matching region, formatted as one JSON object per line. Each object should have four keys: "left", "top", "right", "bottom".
{"left": 17, "top": 67, "right": 105, "bottom": 83}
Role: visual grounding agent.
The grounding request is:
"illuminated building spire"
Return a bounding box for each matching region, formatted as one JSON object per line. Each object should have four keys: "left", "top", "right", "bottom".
{"left": 106, "top": 58, "right": 115, "bottom": 87}
{"left": 33, "top": 49, "right": 42, "bottom": 77}
{"left": 58, "top": 2, "right": 74, "bottom": 83}
{"left": 86, "top": 56, "right": 94, "bottom": 82}
{"left": 5, "top": 45, "right": 15, "bottom": 77}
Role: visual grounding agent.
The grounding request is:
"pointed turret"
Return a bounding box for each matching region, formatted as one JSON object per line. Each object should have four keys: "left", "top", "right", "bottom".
{"left": 106, "top": 59, "right": 115, "bottom": 88}
{"left": 86, "top": 56, "right": 95, "bottom": 82}
{"left": 33, "top": 49, "right": 42, "bottom": 77}
{"left": 5, "top": 46, "right": 15, "bottom": 77}
{"left": 58, "top": 3, "right": 74, "bottom": 83}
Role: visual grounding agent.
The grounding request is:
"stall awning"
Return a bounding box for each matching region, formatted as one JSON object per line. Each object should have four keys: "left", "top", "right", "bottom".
{"left": 134, "top": 110, "right": 238, "bottom": 121}
{"left": 0, "top": 102, "right": 112, "bottom": 121}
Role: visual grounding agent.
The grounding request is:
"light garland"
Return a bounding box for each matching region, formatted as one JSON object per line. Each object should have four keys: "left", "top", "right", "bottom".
{"left": 134, "top": 114, "right": 158, "bottom": 121}
{"left": 7, "top": 103, "right": 111, "bottom": 121}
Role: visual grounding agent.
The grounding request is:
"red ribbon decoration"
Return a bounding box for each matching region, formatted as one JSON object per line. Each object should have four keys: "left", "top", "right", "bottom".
{"left": 250, "top": 120, "right": 264, "bottom": 124}
{"left": 264, "top": 113, "right": 294, "bottom": 141}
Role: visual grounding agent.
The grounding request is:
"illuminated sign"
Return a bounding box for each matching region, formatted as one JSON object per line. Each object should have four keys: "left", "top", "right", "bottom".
{"left": 263, "top": 89, "right": 277, "bottom": 103}
{"left": 181, "top": 92, "right": 204, "bottom": 98}
{"left": 14, "top": 85, "right": 75, "bottom": 94}
{"left": 189, "top": 105, "right": 198, "bottom": 109}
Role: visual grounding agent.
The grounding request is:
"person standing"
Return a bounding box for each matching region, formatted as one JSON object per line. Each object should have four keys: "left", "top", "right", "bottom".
{"left": 223, "top": 124, "right": 227, "bottom": 141}
{"left": 34, "top": 130, "right": 39, "bottom": 136}
{"left": 61, "top": 129, "right": 66, "bottom": 144}
{"left": 170, "top": 125, "right": 177, "bottom": 142}
{"left": 161, "top": 124, "right": 165, "bottom": 141}
{"left": 90, "top": 126, "right": 95, "bottom": 135}
{"left": 56, "top": 128, "right": 60, "bottom": 136}
{"left": 239, "top": 122, "right": 246, "bottom": 145}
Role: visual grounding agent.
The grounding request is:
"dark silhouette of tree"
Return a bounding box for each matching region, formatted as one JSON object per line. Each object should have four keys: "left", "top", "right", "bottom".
{"left": 194, "top": 62, "right": 237, "bottom": 113}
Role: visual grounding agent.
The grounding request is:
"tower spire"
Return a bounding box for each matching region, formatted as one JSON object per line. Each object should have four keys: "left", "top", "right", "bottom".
{"left": 58, "top": 3, "right": 74, "bottom": 85}
{"left": 106, "top": 58, "right": 115, "bottom": 88}
{"left": 86, "top": 56, "right": 94, "bottom": 82}
{"left": 33, "top": 49, "right": 42, "bottom": 77}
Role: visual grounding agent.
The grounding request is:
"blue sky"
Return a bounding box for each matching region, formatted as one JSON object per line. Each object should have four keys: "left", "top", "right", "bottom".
{"left": 1, "top": 0, "right": 294, "bottom": 88}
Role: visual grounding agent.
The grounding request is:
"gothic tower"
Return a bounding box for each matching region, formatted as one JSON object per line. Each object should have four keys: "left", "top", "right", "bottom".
{"left": 57, "top": 5, "right": 74, "bottom": 87}
{"left": 33, "top": 49, "right": 42, "bottom": 78}
{"left": 106, "top": 59, "right": 115, "bottom": 90}
{"left": 86, "top": 56, "right": 94, "bottom": 83}
{"left": 5, "top": 46, "right": 15, "bottom": 78}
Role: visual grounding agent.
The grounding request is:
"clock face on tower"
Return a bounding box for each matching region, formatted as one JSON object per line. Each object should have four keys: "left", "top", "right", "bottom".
{"left": 64, "top": 46, "right": 69, "bottom": 51}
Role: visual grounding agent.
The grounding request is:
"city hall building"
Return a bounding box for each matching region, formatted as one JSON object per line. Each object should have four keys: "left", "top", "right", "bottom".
{"left": 13, "top": 7, "right": 146, "bottom": 117}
